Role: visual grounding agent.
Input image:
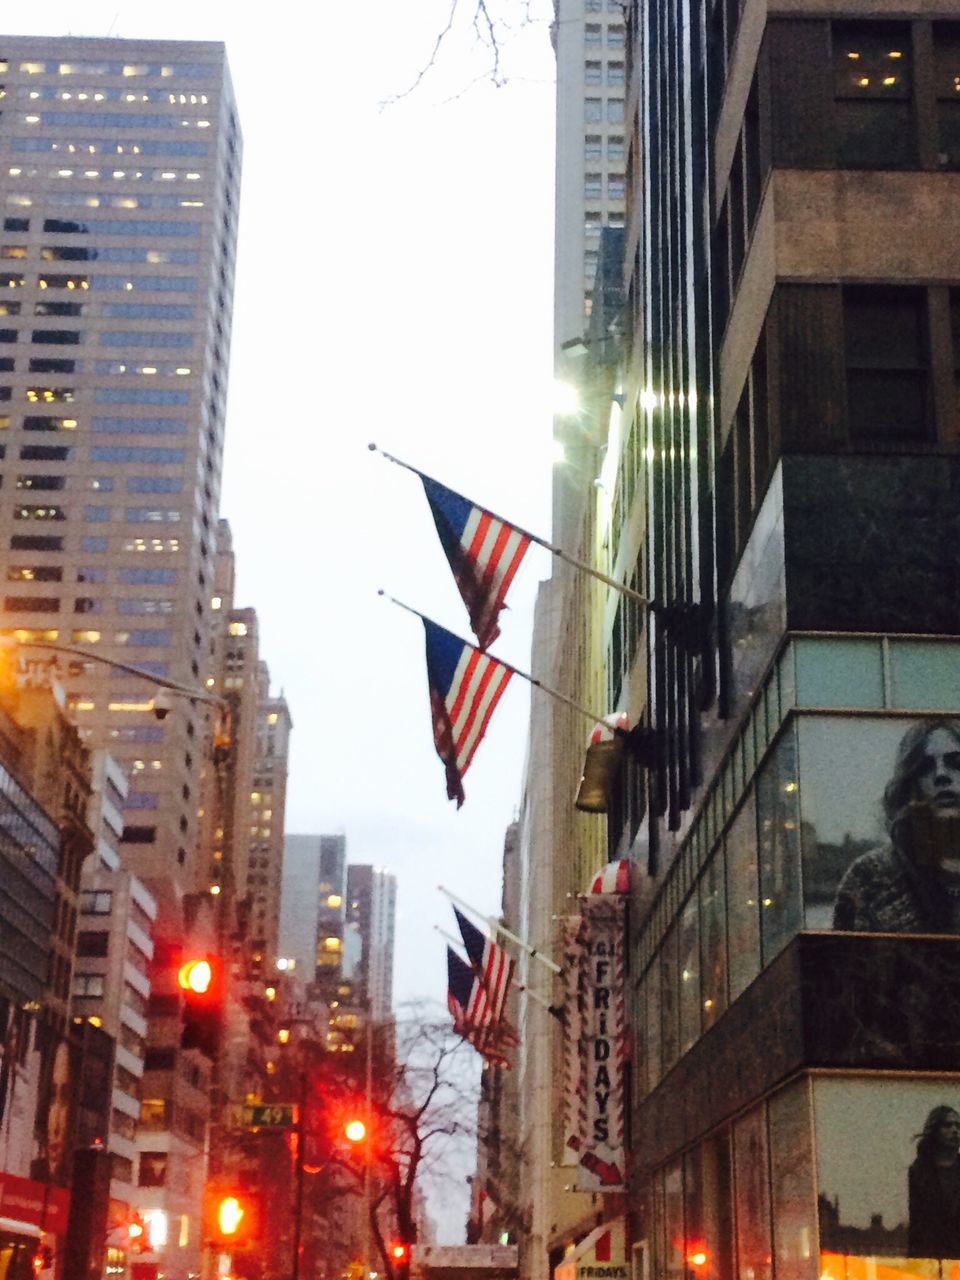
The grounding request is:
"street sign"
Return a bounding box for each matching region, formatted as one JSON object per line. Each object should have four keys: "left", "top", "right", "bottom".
{"left": 226, "top": 1103, "right": 297, "bottom": 1130}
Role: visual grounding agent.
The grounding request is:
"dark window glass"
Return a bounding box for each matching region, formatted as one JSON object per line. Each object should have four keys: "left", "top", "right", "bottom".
{"left": 75, "top": 930, "right": 109, "bottom": 957}
{"left": 31, "top": 330, "right": 81, "bottom": 345}
{"left": 935, "top": 25, "right": 960, "bottom": 167}
{"left": 9, "top": 535, "right": 62, "bottom": 550}
{"left": 3, "top": 218, "right": 28, "bottom": 232}
{"left": 34, "top": 301, "right": 83, "bottom": 318}
{"left": 0, "top": 359, "right": 13, "bottom": 371}
{"left": 29, "top": 358, "right": 75, "bottom": 373}
{"left": 121, "top": 825, "right": 156, "bottom": 843}
{"left": 832, "top": 23, "right": 914, "bottom": 167}
{"left": 3, "top": 596, "right": 59, "bottom": 612}
{"left": 844, "top": 286, "right": 930, "bottom": 441}
{"left": 20, "top": 446, "right": 70, "bottom": 460}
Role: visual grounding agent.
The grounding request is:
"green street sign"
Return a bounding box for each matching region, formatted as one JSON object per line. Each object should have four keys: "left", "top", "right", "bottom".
{"left": 227, "top": 1102, "right": 297, "bottom": 1129}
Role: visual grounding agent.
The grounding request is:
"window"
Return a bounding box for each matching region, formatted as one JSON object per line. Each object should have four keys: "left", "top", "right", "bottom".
{"left": 935, "top": 24, "right": 960, "bottom": 167}
{"left": 29, "top": 357, "right": 75, "bottom": 372}
{"left": 585, "top": 172, "right": 602, "bottom": 198}
{"left": 585, "top": 134, "right": 602, "bottom": 160}
{"left": 84, "top": 505, "right": 111, "bottom": 521}
{"left": 80, "top": 536, "right": 108, "bottom": 551}
{"left": 608, "top": 61, "right": 625, "bottom": 85}
{"left": 10, "top": 534, "right": 62, "bottom": 550}
{"left": 843, "top": 286, "right": 930, "bottom": 441}
{"left": 74, "top": 597, "right": 101, "bottom": 614}
{"left": 122, "top": 825, "right": 156, "bottom": 843}
{"left": 608, "top": 24, "right": 625, "bottom": 47}
{"left": 585, "top": 97, "right": 603, "bottom": 122}
{"left": 4, "top": 595, "right": 59, "bottom": 612}
{"left": 72, "top": 972, "right": 105, "bottom": 998}
{"left": 34, "top": 301, "right": 82, "bottom": 317}
{"left": 607, "top": 134, "right": 625, "bottom": 160}
{"left": 127, "top": 476, "right": 181, "bottom": 493}
{"left": 17, "top": 474, "right": 65, "bottom": 490}
{"left": 138, "top": 1152, "right": 167, "bottom": 1188}
{"left": 32, "top": 329, "right": 81, "bottom": 344}
{"left": 23, "top": 414, "right": 77, "bottom": 431}
{"left": 608, "top": 173, "right": 626, "bottom": 199}
{"left": 15, "top": 505, "right": 65, "bottom": 520}
{"left": 20, "top": 445, "right": 71, "bottom": 460}
{"left": 607, "top": 97, "right": 625, "bottom": 122}
{"left": 585, "top": 23, "right": 602, "bottom": 45}
{"left": 118, "top": 567, "right": 176, "bottom": 584}
{"left": 585, "top": 60, "right": 603, "bottom": 85}
{"left": 832, "top": 22, "right": 914, "bottom": 168}
{"left": 76, "top": 930, "right": 109, "bottom": 957}
{"left": 79, "top": 889, "right": 112, "bottom": 914}
{"left": 7, "top": 565, "right": 61, "bottom": 582}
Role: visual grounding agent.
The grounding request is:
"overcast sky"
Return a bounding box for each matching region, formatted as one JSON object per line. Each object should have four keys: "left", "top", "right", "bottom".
{"left": 1, "top": 0, "right": 557, "bottom": 1031}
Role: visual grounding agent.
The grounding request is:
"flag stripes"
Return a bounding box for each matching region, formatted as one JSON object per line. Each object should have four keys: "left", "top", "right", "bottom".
{"left": 421, "top": 475, "right": 531, "bottom": 651}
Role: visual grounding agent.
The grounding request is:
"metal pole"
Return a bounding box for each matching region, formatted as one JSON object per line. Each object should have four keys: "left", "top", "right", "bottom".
{"left": 363, "top": 1017, "right": 373, "bottom": 1279}
{"left": 292, "top": 1070, "right": 306, "bottom": 1280}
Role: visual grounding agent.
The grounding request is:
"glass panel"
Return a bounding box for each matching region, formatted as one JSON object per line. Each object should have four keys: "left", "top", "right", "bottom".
{"left": 795, "top": 638, "right": 884, "bottom": 708}
{"left": 935, "top": 24, "right": 960, "bottom": 166}
{"left": 646, "top": 954, "right": 662, "bottom": 1094}
{"left": 779, "top": 646, "right": 797, "bottom": 714}
{"left": 800, "top": 716, "right": 960, "bottom": 933}
{"left": 815, "top": 1076, "right": 960, "bottom": 1262}
{"left": 770, "top": 1080, "right": 817, "bottom": 1280}
{"left": 661, "top": 920, "right": 680, "bottom": 1074}
{"left": 700, "top": 849, "right": 728, "bottom": 1031}
{"left": 679, "top": 893, "right": 701, "bottom": 1055}
{"left": 665, "top": 1161, "right": 686, "bottom": 1280}
{"left": 888, "top": 641, "right": 960, "bottom": 711}
{"left": 833, "top": 23, "right": 914, "bottom": 167}
{"left": 700, "top": 1133, "right": 735, "bottom": 1280}
{"left": 726, "top": 792, "right": 760, "bottom": 1001}
{"left": 757, "top": 725, "right": 803, "bottom": 960}
{"left": 734, "top": 1106, "right": 773, "bottom": 1280}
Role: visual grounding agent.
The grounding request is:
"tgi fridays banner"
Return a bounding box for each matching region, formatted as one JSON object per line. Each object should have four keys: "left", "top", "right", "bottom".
{"left": 561, "top": 893, "right": 626, "bottom": 1192}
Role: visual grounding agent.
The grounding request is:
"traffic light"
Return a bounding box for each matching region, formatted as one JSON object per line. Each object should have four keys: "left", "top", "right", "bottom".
{"left": 202, "top": 1185, "right": 259, "bottom": 1248}
{"left": 388, "top": 1241, "right": 411, "bottom": 1280}
{"left": 344, "top": 1117, "right": 367, "bottom": 1144}
{"left": 178, "top": 955, "right": 222, "bottom": 1058}
{"left": 126, "top": 1215, "right": 149, "bottom": 1254}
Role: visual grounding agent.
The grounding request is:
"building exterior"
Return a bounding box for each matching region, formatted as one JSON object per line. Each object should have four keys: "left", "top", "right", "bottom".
{"left": 345, "top": 865, "right": 397, "bottom": 1021}
{"left": 519, "top": 4, "right": 960, "bottom": 1280}
{"left": 278, "top": 833, "right": 344, "bottom": 982}
{"left": 0, "top": 36, "right": 242, "bottom": 921}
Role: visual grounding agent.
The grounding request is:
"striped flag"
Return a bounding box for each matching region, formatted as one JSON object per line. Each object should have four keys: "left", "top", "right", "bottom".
{"left": 421, "top": 475, "right": 531, "bottom": 651}
{"left": 453, "top": 907, "right": 515, "bottom": 1027}
{"left": 424, "top": 618, "right": 513, "bottom": 807}
{"left": 446, "top": 948, "right": 513, "bottom": 1068}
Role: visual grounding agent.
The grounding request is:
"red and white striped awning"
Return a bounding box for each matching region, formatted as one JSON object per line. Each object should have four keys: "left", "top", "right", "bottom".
{"left": 587, "top": 859, "right": 631, "bottom": 895}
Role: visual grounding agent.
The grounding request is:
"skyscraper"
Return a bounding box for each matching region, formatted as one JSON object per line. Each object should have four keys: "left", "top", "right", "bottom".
{"left": 0, "top": 36, "right": 241, "bottom": 918}
{"left": 345, "top": 865, "right": 397, "bottom": 1020}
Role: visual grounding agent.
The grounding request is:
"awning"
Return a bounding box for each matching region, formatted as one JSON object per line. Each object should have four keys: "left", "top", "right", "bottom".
{"left": 555, "top": 1219, "right": 628, "bottom": 1280}
{"left": 586, "top": 859, "right": 631, "bottom": 895}
{"left": 0, "top": 1217, "right": 41, "bottom": 1239}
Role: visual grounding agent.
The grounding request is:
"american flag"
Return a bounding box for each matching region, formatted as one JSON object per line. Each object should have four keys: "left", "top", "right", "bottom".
{"left": 424, "top": 618, "right": 513, "bottom": 807}
{"left": 421, "top": 475, "right": 531, "bottom": 652}
{"left": 454, "top": 907, "right": 515, "bottom": 1028}
{"left": 446, "top": 948, "right": 513, "bottom": 1068}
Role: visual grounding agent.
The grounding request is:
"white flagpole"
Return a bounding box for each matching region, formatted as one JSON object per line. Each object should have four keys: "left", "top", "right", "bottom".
{"left": 439, "top": 884, "right": 561, "bottom": 975}
{"left": 370, "top": 443, "right": 650, "bottom": 607}
{"left": 380, "top": 591, "right": 614, "bottom": 735}
{"left": 435, "top": 926, "right": 558, "bottom": 1014}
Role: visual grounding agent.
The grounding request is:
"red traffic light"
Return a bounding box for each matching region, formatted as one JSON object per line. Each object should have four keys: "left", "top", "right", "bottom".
{"left": 178, "top": 958, "right": 213, "bottom": 995}
{"left": 344, "top": 1118, "right": 367, "bottom": 1144}
{"left": 203, "top": 1185, "right": 259, "bottom": 1246}
{"left": 390, "top": 1243, "right": 410, "bottom": 1264}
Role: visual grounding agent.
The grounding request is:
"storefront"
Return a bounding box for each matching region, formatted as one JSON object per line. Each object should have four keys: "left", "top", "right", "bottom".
{"left": 0, "top": 1173, "right": 70, "bottom": 1280}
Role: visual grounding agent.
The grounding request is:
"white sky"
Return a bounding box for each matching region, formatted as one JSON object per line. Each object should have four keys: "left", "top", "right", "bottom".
{"left": 1, "top": 4, "right": 557, "bottom": 1037}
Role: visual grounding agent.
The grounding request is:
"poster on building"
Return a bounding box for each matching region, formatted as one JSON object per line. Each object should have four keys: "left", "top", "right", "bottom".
{"left": 562, "top": 895, "right": 626, "bottom": 1192}
{"left": 561, "top": 912, "right": 583, "bottom": 1167}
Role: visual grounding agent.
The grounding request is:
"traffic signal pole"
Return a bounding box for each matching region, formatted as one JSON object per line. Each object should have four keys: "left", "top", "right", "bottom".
{"left": 362, "top": 1017, "right": 373, "bottom": 1280}
{"left": 291, "top": 1071, "right": 306, "bottom": 1280}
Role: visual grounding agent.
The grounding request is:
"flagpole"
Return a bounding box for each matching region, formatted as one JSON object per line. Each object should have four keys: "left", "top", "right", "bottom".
{"left": 379, "top": 591, "right": 613, "bottom": 735}
{"left": 438, "top": 884, "right": 562, "bottom": 975}
{"left": 369, "top": 443, "right": 650, "bottom": 607}
{"left": 434, "top": 926, "right": 560, "bottom": 1015}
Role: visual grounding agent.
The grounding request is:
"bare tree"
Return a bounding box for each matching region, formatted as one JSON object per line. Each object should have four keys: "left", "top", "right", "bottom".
{"left": 381, "top": 0, "right": 549, "bottom": 107}
{"left": 301, "top": 1006, "right": 480, "bottom": 1279}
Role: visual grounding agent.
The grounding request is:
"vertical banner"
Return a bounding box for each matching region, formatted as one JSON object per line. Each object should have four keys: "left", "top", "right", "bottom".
{"left": 563, "top": 895, "right": 626, "bottom": 1192}
{"left": 561, "top": 913, "right": 583, "bottom": 1166}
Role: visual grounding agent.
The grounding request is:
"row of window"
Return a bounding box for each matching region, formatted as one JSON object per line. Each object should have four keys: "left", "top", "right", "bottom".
{"left": 21, "top": 111, "right": 212, "bottom": 130}
{"left": 2, "top": 272, "right": 196, "bottom": 292}
{"left": 585, "top": 60, "right": 625, "bottom": 85}
{"left": 0, "top": 302, "right": 195, "bottom": 319}
{"left": 585, "top": 22, "right": 625, "bottom": 47}
{"left": 8, "top": 164, "right": 205, "bottom": 183}
{"left": 6, "top": 564, "right": 177, "bottom": 582}
{"left": 0, "top": 328, "right": 195, "bottom": 347}
{"left": 8, "top": 191, "right": 204, "bottom": 209}
{"left": 585, "top": 133, "right": 625, "bottom": 160}
{"left": 586, "top": 96, "right": 625, "bottom": 122}
{"left": 585, "top": 172, "right": 626, "bottom": 198}
{"left": 2, "top": 245, "right": 199, "bottom": 263}
{"left": 13, "top": 137, "right": 209, "bottom": 157}
{"left": 4, "top": 58, "right": 218, "bottom": 78}
{"left": 82, "top": 507, "right": 182, "bottom": 521}
{"left": 19, "top": 86, "right": 209, "bottom": 104}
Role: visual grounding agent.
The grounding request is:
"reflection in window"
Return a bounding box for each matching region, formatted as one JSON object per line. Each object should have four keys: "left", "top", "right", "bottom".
{"left": 700, "top": 851, "right": 727, "bottom": 1031}
{"left": 661, "top": 920, "right": 680, "bottom": 1075}
{"left": 757, "top": 726, "right": 802, "bottom": 964}
{"left": 645, "top": 955, "right": 662, "bottom": 1095}
{"left": 769, "top": 1081, "right": 817, "bottom": 1280}
{"left": 679, "top": 893, "right": 701, "bottom": 1055}
{"left": 832, "top": 22, "right": 914, "bottom": 168}
{"left": 934, "top": 24, "right": 960, "bottom": 167}
{"left": 844, "top": 287, "right": 930, "bottom": 443}
{"left": 734, "top": 1107, "right": 773, "bottom": 1280}
{"left": 726, "top": 792, "right": 760, "bottom": 1001}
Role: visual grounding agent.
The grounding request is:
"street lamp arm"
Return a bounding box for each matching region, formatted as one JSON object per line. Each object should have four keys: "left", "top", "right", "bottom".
{"left": 7, "top": 639, "right": 225, "bottom": 707}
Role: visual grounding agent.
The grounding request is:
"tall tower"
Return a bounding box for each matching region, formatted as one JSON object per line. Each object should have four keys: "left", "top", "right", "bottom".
{"left": 345, "top": 865, "right": 396, "bottom": 1020}
{"left": 0, "top": 36, "right": 241, "bottom": 919}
